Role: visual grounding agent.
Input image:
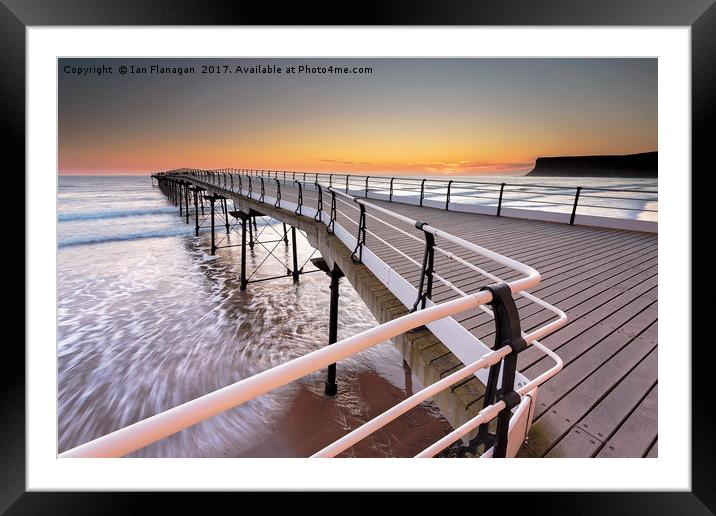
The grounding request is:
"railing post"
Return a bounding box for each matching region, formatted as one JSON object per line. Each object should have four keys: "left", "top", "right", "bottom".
{"left": 458, "top": 282, "right": 526, "bottom": 458}
{"left": 569, "top": 187, "right": 582, "bottom": 225}
{"left": 365, "top": 176, "right": 369, "bottom": 199}
{"left": 345, "top": 175, "right": 349, "bottom": 193}
{"left": 351, "top": 201, "right": 366, "bottom": 263}
{"left": 410, "top": 222, "right": 435, "bottom": 313}
{"left": 497, "top": 183, "right": 506, "bottom": 216}
{"left": 327, "top": 190, "right": 337, "bottom": 235}
{"left": 419, "top": 179, "right": 426, "bottom": 207}
{"left": 389, "top": 177, "right": 394, "bottom": 202}
{"left": 248, "top": 176, "right": 253, "bottom": 199}
{"left": 295, "top": 181, "right": 303, "bottom": 215}
{"left": 445, "top": 180, "right": 453, "bottom": 211}
{"left": 259, "top": 177, "right": 265, "bottom": 203}
{"left": 314, "top": 183, "right": 323, "bottom": 221}
{"left": 274, "top": 178, "right": 282, "bottom": 208}
{"left": 329, "top": 173, "right": 333, "bottom": 188}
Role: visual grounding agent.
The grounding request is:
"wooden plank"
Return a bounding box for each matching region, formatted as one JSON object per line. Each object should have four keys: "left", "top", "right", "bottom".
{"left": 544, "top": 427, "right": 603, "bottom": 458}
{"left": 578, "top": 349, "right": 657, "bottom": 444}
{"left": 596, "top": 384, "right": 658, "bottom": 458}
{"left": 517, "top": 322, "right": 657, "bottom": 457}
{"left": 645, "top": 440, "right": 658, "bottom": 458}
{"left": 528, "top": 315, "right": 657, "bottom": 420}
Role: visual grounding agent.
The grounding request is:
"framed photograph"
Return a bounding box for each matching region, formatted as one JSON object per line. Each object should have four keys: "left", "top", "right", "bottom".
{"left": 8, "top": 0, "right": 714, "bottom": 512}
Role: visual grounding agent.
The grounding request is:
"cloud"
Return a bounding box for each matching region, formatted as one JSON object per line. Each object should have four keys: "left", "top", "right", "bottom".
{"left": 319, "top": 158, "right": 375, "bottom": 166}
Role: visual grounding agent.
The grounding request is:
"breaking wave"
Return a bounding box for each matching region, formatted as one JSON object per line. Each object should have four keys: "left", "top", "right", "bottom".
{"left": 58, "top": 206, "right": 176, "bottom": 222}
{"left": 59, "top": 227, "right": 191, "bottom": 248}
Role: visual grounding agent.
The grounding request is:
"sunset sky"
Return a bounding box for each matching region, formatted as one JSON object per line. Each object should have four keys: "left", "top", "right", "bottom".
{"left": 58, "top": 58, "right": 657, "bottom": 176}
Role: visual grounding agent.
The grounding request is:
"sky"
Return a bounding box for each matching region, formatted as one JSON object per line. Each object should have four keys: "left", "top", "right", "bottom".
{"left": 58, "top": 58, "right": 657, "bottom": 176}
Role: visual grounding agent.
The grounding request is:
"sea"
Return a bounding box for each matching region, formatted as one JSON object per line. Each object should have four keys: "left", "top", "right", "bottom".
{"left": 57, "top": 174, "right": 657, "bottom": 457}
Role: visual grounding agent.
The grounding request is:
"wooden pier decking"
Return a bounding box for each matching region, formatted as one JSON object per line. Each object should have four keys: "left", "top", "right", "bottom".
{"left": 166, "top": 175, "right": 658, "bottom": 458}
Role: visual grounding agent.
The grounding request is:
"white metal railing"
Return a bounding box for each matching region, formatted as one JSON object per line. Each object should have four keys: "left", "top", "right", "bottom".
{"left": 61, "top": 170, "right": 567, "bottom": 458}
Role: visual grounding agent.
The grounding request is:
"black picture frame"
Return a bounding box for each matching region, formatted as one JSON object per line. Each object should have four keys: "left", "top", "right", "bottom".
{"left": 5, "top": 1, "right": 714, "bottom": 513}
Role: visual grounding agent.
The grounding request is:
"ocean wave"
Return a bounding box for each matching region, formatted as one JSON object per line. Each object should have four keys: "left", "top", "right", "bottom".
{"left": 58, "top": 206, "right": 176, "bottom": 222}
{"left": 59, "top": 227, "right": 191, "bottom": 248}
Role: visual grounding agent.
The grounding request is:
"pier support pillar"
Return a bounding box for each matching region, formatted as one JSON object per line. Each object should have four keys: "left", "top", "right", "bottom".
{"left": 222, "top": 198, "right": 230, "bottom": 234}
{"left": 291, "top": 226, "right": 299, "bottom": 282}
{"left": 325, "top": 263, "right": 344, "bottom": 396}
{"left": 207, "top": 194, "right": 216, "bottom": 255}
{"left": 192, "top": 188, "right": 199, "bottom": 236}
{"left": 240, "top": 213, "right": 248, "bottom": 291}
{"left": 185, "top": 183, "right": 190, "bottom": 224}
{"left": 248, "top": 217, "right": 255, "bottom": 249}
{"left": 178, "top": 183, "right": 183, "bottom": 215}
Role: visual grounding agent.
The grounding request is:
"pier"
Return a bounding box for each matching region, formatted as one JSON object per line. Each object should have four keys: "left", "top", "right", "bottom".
{"left": 141, "top": 169, "right": 658, "bottom": 459}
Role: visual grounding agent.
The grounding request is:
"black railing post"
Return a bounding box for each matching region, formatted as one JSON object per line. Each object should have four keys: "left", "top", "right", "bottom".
{"left": 259, "top": 177, "right": 265, "bottom": 203}
{"left": 497, "top": 183, "right": 506, "bottom": 216}
{"left": 345, "top": 175, "right": 349, "bottom": 193}
{"left": 247, "top": 176, "right": 253, "bottom": 198}
{"left": 410, "top": 222, "right": 436, "bottom": 313}
{"left": 389, "top": 177, "right": 394, "bottom": 202}
{"left": 351, "top": 201, "right": 366, "bottom": 263}
{"left": 274, "top": 178, "right": 282, "bottom": 208}
{"left": 327, "top": 190, "right": 337, "bottom": 235}
{"left": 569, "top": 187, "right": 582, "bottom": 225}
{"left": 329, "top": 173, "right": 333, "bottom": 188}
{"left": 314, "top": 183, "right": 323, "bottom": 221}
{"left": 365, "top": 176, "right": 369, "bottom": 199}
{"left": 295, "top": 181, "right": 303, "bottom": 215}
{"left": 238, "top": 175, "right": 242, "bottom": 196}
{"left": 458, "top": 282, "right": 526, "bottom": 458}
{"left": 445, "top": 180, "right": 453, "bottom": 211}
{"left": 419, "top": 179, "right": 426, "bottom": 207}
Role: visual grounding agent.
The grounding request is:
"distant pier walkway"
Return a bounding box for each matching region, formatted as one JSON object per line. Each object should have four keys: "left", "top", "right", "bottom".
{"left": 153, "top": 170, "right": 657, "bottom": 458}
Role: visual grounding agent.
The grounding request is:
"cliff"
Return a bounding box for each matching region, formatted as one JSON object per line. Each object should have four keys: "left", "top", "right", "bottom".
{"left": 526, "top": 151, "right": 657, "bottom": 177}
